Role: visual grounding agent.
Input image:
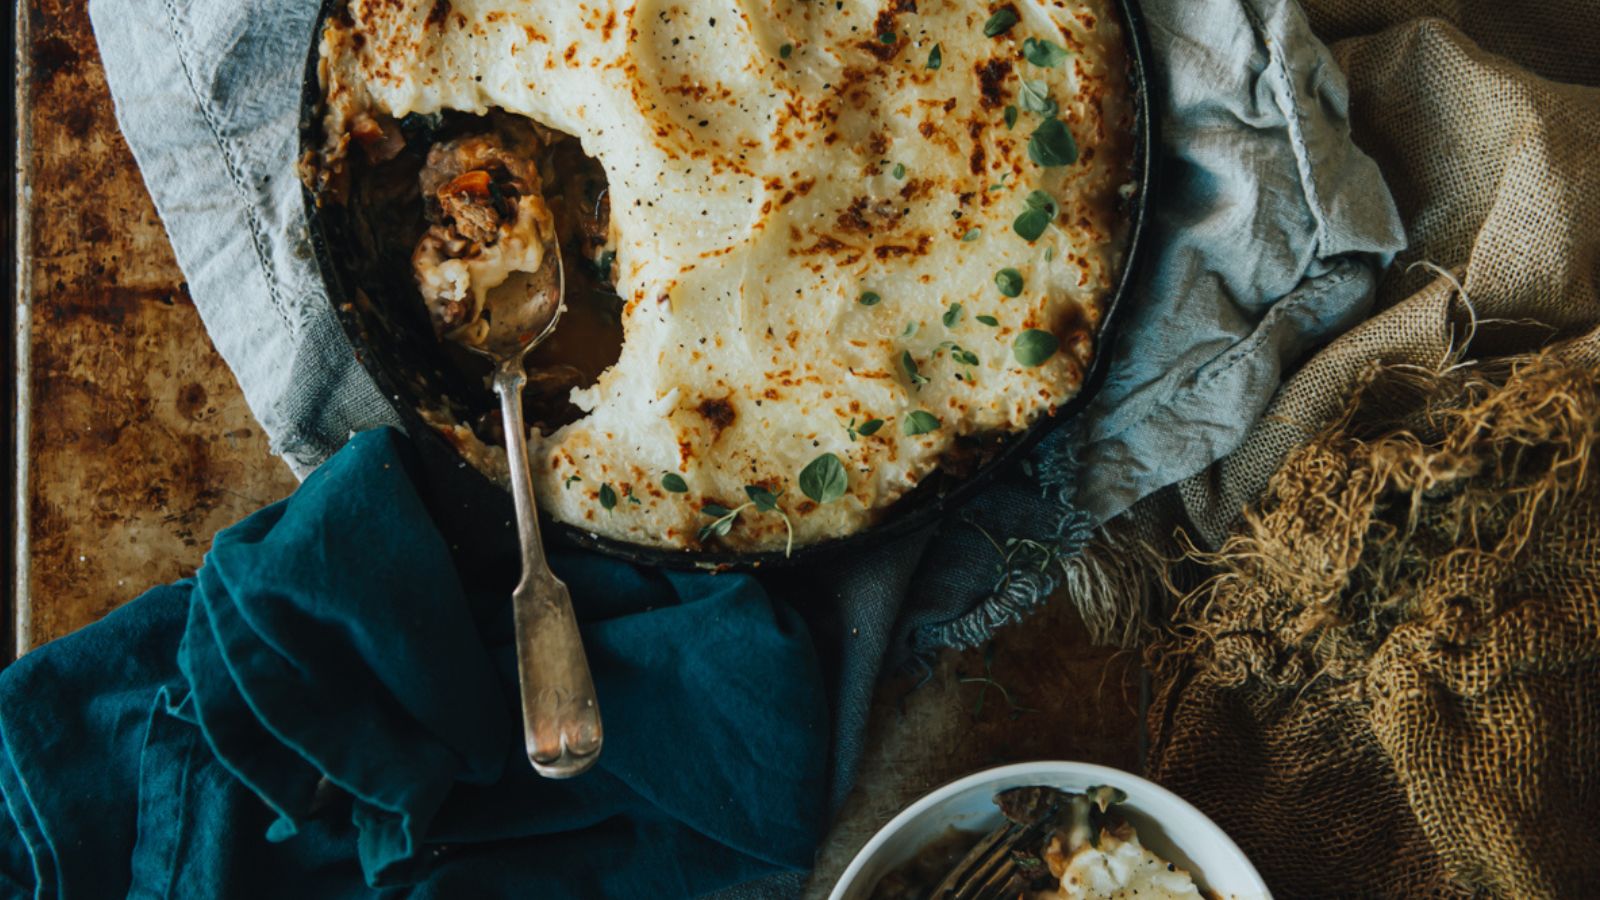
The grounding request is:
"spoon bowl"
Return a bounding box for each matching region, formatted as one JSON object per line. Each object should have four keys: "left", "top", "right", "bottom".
{"left": 463, "top": 249, "right": 566, "bottom": 364}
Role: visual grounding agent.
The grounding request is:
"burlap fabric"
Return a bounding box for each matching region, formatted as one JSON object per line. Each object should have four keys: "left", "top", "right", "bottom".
{"left": 1124, "top": 2, "right": 1600, "bottom": 896}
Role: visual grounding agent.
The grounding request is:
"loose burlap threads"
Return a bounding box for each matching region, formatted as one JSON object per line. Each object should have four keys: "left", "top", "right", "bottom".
{"left": 1136, "top": 3, "right": 1600, "bottom": 895}
{"left": 1148, "top": 348, "right": 1600, "bottom": 897}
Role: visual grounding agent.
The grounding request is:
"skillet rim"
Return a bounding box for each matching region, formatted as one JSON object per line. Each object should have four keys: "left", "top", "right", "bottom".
{"left": 297, "top": 0, "right": 1158, "bottom": 571}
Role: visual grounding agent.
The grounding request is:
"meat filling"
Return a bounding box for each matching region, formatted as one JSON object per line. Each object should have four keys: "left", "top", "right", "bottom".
{"left": 411, "top": 121, "right": 557, "bottom": 346}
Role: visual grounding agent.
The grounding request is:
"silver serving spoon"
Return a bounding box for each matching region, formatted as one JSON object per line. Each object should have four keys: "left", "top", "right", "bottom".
{"left": 463, "top": 243, "right": 602, "bottom": 779}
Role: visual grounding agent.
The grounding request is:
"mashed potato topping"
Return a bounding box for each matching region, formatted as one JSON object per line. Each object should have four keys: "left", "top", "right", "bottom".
{"left": 1047, "top": 822, "right": 1203, "bottom": 899}
{"left": 313, "top": 0, "right": 1136, "bottom": 551}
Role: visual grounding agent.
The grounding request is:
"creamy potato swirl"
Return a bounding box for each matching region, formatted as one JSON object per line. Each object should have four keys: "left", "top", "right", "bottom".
{"left": 314, "top": 0, "right": 1136, "bottom": 552}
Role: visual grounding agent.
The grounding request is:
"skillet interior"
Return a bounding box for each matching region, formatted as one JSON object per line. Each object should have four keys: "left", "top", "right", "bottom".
{"left": 298, "top": 0, "right": 1157, "bottom": 571}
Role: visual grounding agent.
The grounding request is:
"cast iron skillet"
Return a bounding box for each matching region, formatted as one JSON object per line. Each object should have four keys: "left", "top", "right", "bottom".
{"left": 298, "top": 0, "right": 1156, "bottom": 570}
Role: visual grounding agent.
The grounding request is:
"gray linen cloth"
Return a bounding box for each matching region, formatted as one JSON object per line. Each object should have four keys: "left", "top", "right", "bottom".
{"left": 92, "top": 0, "right": 1404, "bottom": 848}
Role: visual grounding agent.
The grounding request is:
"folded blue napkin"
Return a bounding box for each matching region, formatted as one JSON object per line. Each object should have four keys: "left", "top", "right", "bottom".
{"left": 0, "top": 428, "right": 827, "bottom": 897}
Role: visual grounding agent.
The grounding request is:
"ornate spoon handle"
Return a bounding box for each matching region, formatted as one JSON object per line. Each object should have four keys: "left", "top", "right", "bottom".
{"left": 495, "top": 363, "right": 602, "bottom": 779}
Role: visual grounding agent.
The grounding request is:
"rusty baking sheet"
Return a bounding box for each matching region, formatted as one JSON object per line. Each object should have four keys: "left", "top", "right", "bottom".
{"left": 11, "top": 0, "right": 298, "bottom": 657}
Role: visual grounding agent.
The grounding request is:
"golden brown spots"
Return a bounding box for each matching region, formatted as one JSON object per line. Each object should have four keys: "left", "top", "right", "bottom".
{"left": 859, "top": 34, "right": 902, "bottom": 62}
{"left": 873, "top": 234, "right": 932, "bottom": 260}
{"left": 833, "top": 66, "right": 877, "bottom": 109}
{"left": 795, "top": 234, "right": 855, "bottom": 257}
{"left": 836, "top": 196, "right": 904, "bottom": 234}
{"left": 861, "top": 1, "right": 918, "bottom": 61}
{"left": 976, "top": 59, "right": 1013, "bottom": 109}
{"left": 695, "top": 396, "right": 737, "bottom": 438}
{"left": 426, "top": 0, "right": 451, "bottom": 28}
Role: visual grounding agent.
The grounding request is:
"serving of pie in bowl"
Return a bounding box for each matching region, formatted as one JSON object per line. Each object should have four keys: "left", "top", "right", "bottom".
{"left": 299, "top": 0, "right": 1149, "bottom": 562}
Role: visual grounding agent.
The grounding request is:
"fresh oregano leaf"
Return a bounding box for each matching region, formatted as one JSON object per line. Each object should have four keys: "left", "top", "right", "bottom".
{"left": 1018, "top": 80, "right": 1057, "bottom": 116}
{"left": 1014, "top": 210, "right": 1048, "bottom": 240}
{"left": 902, "top": 410, "right": 941, "bottom": 435}
{"left": 697, "top": 513, "right": 736, "bottom": 542}
{"left": 745, "top": 485, "right": 781, "bottom": 512}
{"left": 1087, "top": 785, "right": 1129, "bottom": 812}
{"left": 798, "top": 453, "right": 848, "bottom": 504}
{"left": 995, "top": 268, "right": 1024, "bottom": 297}
{"left": 983, "top": 8, "right": 1019, "bottom": 37}
{"left": 599, "top": 484, "right": 617, "bottom": 510}
{"left": 1013, "top": 190, "right": 1058, "bottom": 241}
{"left": 1013, "top": 328, "right": 1060, "bottom": 366}
{"left": 661, "top": 473, "right": 688, "bottom": 493}
{"left": 943, "top": 302, "right": 963, "bottom": 327}
{"left": 1028, "top": 118, "right": 1079, "bottom": 167}
{"left": 1025, "top": 190, "right": 1059, "bottom": 213}
{"left": 927, "top": 43, "right": 943, "bottom": 69}
{"left": 902, "top": 350, "right": 929, "bottom": 385}
{"left": 1022, "top": 37, "right": 1069, "bottom": 68}
{"left": 696, "top": 502, "right": 742, "bottom": 542}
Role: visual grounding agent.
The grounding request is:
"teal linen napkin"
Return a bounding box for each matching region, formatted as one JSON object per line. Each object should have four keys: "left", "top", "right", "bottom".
{"left": 0, "top": 428, "right": 828, "bottom": 897}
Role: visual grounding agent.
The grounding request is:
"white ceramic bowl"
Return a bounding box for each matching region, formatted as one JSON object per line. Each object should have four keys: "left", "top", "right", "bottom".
{"left": 829, "top": 761, "right": 1271, "bottom": 899}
